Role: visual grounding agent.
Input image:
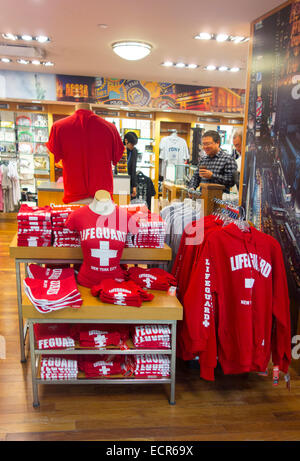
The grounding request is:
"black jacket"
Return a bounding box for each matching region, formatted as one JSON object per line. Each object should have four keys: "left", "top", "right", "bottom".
{"left": 127, "top": 147, "right": 138, "bottom": 191}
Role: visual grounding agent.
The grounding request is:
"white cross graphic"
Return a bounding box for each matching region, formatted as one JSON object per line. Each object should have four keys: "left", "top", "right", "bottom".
{"left": 91, "top": 241, "right": 117, "bottom": 266}
{"left": 203, "top": 320, "right": 210, "bottom": 328}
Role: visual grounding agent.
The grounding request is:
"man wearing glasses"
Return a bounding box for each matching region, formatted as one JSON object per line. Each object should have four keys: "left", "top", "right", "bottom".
{"left": 189, "top": 130, "right": 238, "bottom": 194}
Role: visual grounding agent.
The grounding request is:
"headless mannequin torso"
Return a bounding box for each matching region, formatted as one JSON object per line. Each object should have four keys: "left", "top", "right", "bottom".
{"left": 89, "top": 189, "right": 115, "bottom": 215}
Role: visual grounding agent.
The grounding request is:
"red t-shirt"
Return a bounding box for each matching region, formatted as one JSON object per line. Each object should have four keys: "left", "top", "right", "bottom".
{"left": 65, "top": 205, "right": 132, "bottom": 288}
{"left": 46, "top": 110, "right": 125, "bottom": 203}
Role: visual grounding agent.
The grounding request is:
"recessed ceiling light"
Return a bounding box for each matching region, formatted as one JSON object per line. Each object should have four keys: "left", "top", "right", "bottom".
{"left": 36, "top": 35, "right": 50, "bottom": 43}
{"left": 175, "top": 62, "right": 186, "bottom": 68}
{"left": 230, "top": 67, "right": 240, "bottom": 72}
{"left": 195, "top": 32, "right": 212, "bottom": 40}
{"left": 216, "top": 34, "right": 229, "bottom": 42}
{"left": 17, "top": 59, "right": 29, "bottom": 64}
{"left": 21, "top": 34, "right": 33, "bottom": 41}
{"left": 206, "top": 65, "right": 216, "bottom": 71}
{"left": 162, "top": 61, "right": 173, "bottom": 67}
{"left": 98, "top": 24, "right": 108, "bottom": 29}
{"left": 2, "top": 33, "right": 18, "bottom": 40}
{"left": 112, "top": 41, "right": 152, "bottom": 61}
{"left": 218, "top": 66, "right": 228, "bottom": 71}
{"left": 231, "top": 36, "right": 245, "bottom": 43}
{"left": 32, "top": 60, "right": 41, "bottom": 65}
{"left": 187, "top": 63, "right": 198, "bottom": 69}
{"left": 1, "top": 57, "right": 12, "bottom": 63}
{"left": 43, "top": 61, "right": 54, "bottom": 66}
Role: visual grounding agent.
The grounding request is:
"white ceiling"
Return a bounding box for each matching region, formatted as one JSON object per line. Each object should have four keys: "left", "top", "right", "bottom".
{"left": 0, "top": 0, "right": 284, "bottom": 90}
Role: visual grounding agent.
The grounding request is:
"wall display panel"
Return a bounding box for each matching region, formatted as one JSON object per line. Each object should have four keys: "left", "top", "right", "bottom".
{"left": 241, "top": 0, "right": 300, "bottom": 334}
{"left": 0, "top": 71, "right": 56, "bottom": 101}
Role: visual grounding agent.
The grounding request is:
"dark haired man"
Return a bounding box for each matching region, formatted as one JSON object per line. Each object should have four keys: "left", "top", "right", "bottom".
{"left": 189, "top": 130, "right": 237, "bottom": 194}
{"left": 124, "top": 131, "right": 138, "bottom": 198}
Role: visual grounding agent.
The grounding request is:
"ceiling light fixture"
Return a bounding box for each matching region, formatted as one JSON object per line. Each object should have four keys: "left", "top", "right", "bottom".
{"left": 231, "top": 36, "right": 245, "bottom": 43}
{"left": 1, "top": 33, "right": 50, "bottom": 43}
{"left": 216, "top": 34, "right": 229, "bottom": 42}
{"left": 36, "top": 35, "right": 50, "bottom": 43}
{"left": 218, "top": 66, "right": 229, "bottom": 71}
{"left": 112, "top": 41, "right": 152, "bottom": 61}
{"left": 21, "top": 34, "right": 33, "bottom": 41}
{"left": 187, "top": 63, "right": 198, "bottom": 69}
{"left": 31, "top": 60, "right": 40, "bottom": 65}
{"left": 17, "top": 59, "right": 29, "bottom": 64}
{"left": 43, "top": 61, "right": 54, "bottom": 66}
{"left": 230, "top": 67, "right": 240, "bottom": 72}
{"left": 195, "top": 32, "right": 212, "bottom": 40}
{"left": 162, "top": 61, "right": 173, "bottom": 67}
{"left": 205, "top": 65, "right": 216, "bottom": 71}
{"left": 2, "top": 33, "right": 18, "bottom": 40}
{"left": 1, "top": 57, "right": 11, "bottom": 63}
{"left": 175, "top": 62, "right": 186, "bottom": 68}
{"left": 194, "top": 33, "right": 248, "bottom": 43}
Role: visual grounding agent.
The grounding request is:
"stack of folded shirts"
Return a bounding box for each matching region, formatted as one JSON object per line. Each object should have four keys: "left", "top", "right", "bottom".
{"left": 78, "top": 354, "right": 124, "bottom": 378}
{"left": 91, "top": 279, "right": 154, "bottom": 307}
{"left": 17, "top": 204, "right": 52, "bottom": 247}
{"left": 78, "top": 324, "right": 130, "bottom": 349}
{"left": 34, "top": 323, "right": 76, "bottom": 350}
{"left": 126, "top": 211, "right": 166, "bottom": 248}
{"left": 40, "top": 356, "right": 78, "bottom": 380}
{"left": 132, "top": 354, "right": 170, "bottom": 378}
{"left": 131, "top": 324, "right": 171, "bottom": 349}
{"left": 24, "top": 264, "right": 82, "bottom": 313}
{"left": 51, "top": 205, "right": 81, "bottom": 247}
{"left": 27, "top": 263, "right": 75, "bottom": 280}
{"left": 127, "top": 267, "right": 177, "bottom": 291}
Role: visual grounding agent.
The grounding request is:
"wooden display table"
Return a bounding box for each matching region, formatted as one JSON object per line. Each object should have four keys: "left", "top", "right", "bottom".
{"left": 162, "top": 181, "right": 187, "bottom": 202}
{"left": 11, "top": 239, "right": 182, "bottom": 407}
{"left": 162, "top": 181, "right": 225, "bottom": 216}
{"left": 9, "top": 234, "right": 173, "bottom": 364}
{"left": 24, "top": 286, "right": 182, "bottom": 407}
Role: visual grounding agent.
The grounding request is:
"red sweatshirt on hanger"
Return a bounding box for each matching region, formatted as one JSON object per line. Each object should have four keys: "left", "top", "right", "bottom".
{"left": 183, "top": 223, "right": 291, "bottom": 379}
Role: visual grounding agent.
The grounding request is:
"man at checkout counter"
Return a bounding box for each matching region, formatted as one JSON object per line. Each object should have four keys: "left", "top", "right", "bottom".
{"left": 188, "top": 130, "right": 237, "bottom": 195}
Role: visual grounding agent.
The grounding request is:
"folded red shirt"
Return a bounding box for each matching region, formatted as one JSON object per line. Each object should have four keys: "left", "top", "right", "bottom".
{"left": 91, "top": 279, "right": 154, "bottom": 307}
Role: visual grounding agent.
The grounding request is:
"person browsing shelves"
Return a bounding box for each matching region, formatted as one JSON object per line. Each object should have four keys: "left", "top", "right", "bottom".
{"left": 124, "top": 131, "right": 138, "bottom": 198}
{"left": 189, "top": 130, "right": 237, "bottom": 194}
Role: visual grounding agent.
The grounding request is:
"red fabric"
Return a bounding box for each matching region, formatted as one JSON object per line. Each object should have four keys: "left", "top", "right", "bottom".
{"left": 91, "top": 279, "right": 154, "bottom": 307}
{"left": 128, "top": 267, "right": 176, "bottom": 291}
{"left": 34, "top": 323, "right": 76, "bottom": 350}
{"left": 46, "top": 109, "right": 125, "bottom": 203}
{"left": 182, "top": 223, "right": 291, "bottom": 379}
{"left": 78, "top": 355, "right": 124, "bottom": 377}
{"left": 65, "top": 205, "right": 132, "bottom": 287}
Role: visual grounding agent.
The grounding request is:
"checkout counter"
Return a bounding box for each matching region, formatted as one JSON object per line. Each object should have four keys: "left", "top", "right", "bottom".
{"left": 37, "top": 175, "right": 131, "bottom": 207}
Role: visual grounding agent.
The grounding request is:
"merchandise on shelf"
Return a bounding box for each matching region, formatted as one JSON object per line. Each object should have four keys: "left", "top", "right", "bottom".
{"left": 40, "top": 356, "right": 78, "bottom": 380}
{"left": 17, "top": 204, "right": 52, "bottom": 246}
{"left": 131, "top": 325, "right": 171, "bottom": 349}
{"left": 24, "top": 263, "right": 82, "bottom": 313}
{"left": 51, "top": 204, "right": 82, "bottom": 247}
{"left": 91, "top": 278, "right": 154, "bottom": 307}
{"left": 126, "top": 210, "right": 166, "bottom": 248}
{"left": 0, "top": 110, "right": 50, "bottom": 208}
{"left": 127, "top": 267, "right": 176, "bottom": 290}
{"left": 131, "top": 354, "right": 171, "bottom": 378}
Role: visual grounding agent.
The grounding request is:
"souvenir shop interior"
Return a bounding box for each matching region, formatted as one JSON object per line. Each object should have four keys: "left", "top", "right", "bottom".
{"left": 0, "top": 0, "right": 300, "bottom": 444}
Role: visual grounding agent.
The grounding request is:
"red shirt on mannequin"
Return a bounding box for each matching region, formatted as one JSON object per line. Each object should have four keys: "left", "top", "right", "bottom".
{"left": 46, "top": 109, "right": 125, "bottom": 203}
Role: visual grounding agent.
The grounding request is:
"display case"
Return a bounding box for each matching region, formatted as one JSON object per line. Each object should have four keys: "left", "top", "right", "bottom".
{"left": 165, "top": 163, "right": 190, "bottom": 185}
{"left": 0, "top": 109, "right": 50, "bottom": 206}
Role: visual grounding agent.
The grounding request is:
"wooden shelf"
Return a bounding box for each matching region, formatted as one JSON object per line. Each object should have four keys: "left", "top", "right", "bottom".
{"left": 9, "top": 233, "right": 172, "bottom": 261}
{"left": 22, "top": 285, "right": 183, "bottom": 321}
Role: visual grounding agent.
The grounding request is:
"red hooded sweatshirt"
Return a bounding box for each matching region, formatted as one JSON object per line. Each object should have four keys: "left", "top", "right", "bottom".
{"left": 183, "top": 223, "right": 291, "bottom": 380}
